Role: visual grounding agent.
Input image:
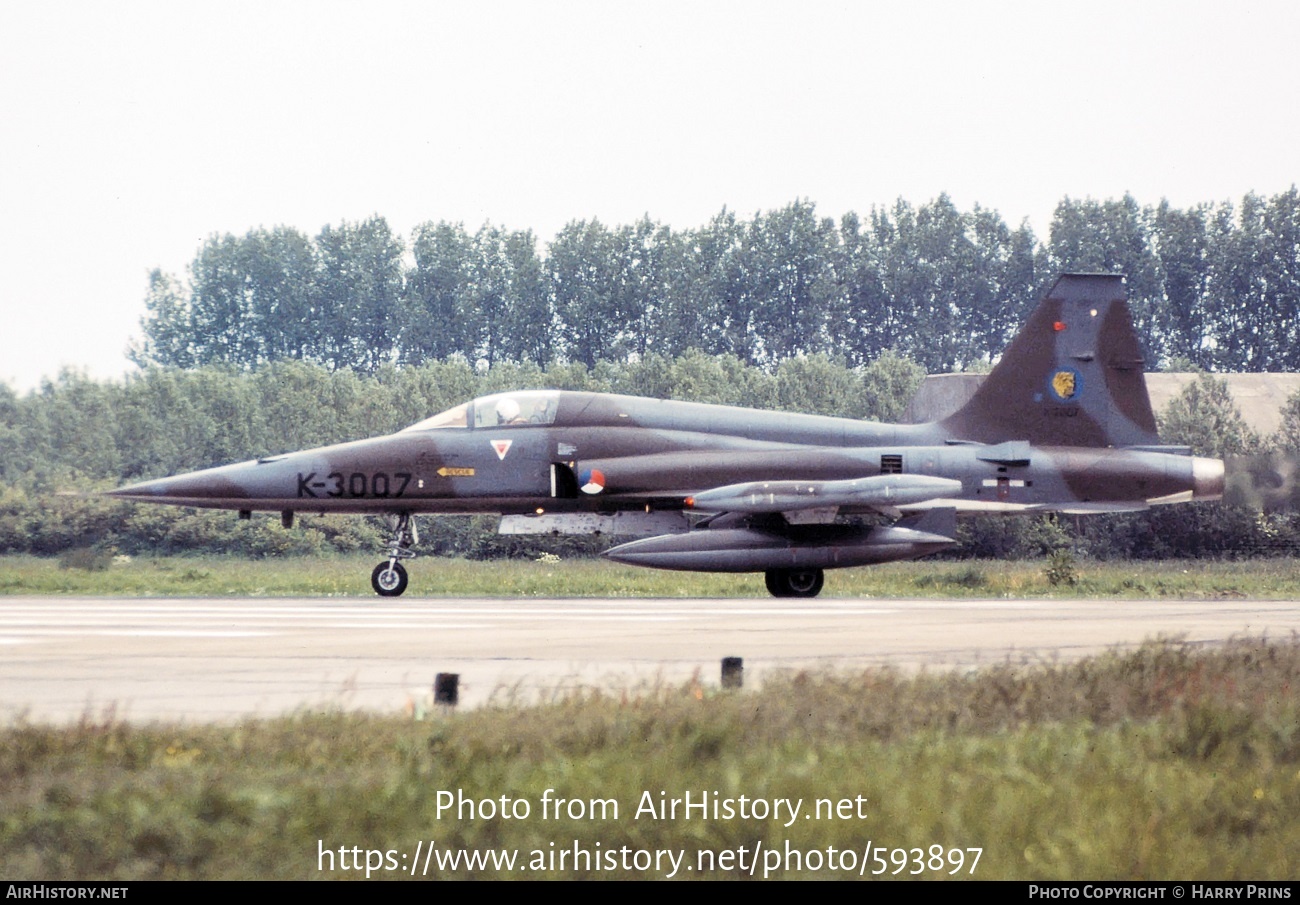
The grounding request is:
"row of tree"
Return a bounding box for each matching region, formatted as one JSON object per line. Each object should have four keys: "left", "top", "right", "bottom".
{"left": 132, "top": 190, "right": 1300, "bottom": 376}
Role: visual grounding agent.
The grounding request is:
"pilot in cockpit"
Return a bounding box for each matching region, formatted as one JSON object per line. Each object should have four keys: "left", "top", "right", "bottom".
{"left": 496, "top": 397, "right": 527, "bottom": 425}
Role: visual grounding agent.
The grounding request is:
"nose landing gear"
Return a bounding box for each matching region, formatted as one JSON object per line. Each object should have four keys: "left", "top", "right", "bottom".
{"left": 371, "top": 561, "right": 408, "bottom": 596}
{"left": 372, "top": 513, "right": 418, "bottom": 597}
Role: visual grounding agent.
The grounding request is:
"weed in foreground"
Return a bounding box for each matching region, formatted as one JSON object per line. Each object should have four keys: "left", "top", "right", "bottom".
{"left": 1044, "top": 551, "right": 1079, "bottom": 587}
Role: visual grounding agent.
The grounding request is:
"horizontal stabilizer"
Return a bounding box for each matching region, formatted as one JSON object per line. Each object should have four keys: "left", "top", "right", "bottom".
{"left": 686, "top": 474, "right": 962, "bottom": 514}
{"left": 895, "top": 506, "right": 957, "bottom": 540}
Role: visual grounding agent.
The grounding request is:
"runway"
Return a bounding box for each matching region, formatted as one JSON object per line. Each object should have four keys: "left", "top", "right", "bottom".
{"left": 3, "top": 595, "right": 1299, "bottom": 724}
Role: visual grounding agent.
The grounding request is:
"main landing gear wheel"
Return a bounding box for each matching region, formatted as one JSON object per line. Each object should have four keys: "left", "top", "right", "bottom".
{"left": 371, "top": 562, "right": 409, "bottom": 597}
{"left": 765, "top": 568, "right": 825, "bottom": 598}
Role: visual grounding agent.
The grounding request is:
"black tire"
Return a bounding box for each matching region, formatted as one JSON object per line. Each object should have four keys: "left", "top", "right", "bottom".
{"left": 764, "top": 568, "right": 824, "bottom": 598}
{"left": 371, "top": 562, "right": 409, "bottom": 597}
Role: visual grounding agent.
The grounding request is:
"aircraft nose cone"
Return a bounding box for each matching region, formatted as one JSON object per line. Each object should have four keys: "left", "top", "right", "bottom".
{"left": 104, "top": 461, "right": 260, "bottom": 502}
{"left": 103, "top": 478, "right": 176, "bottom": 500}
{"left": 1192, "top": 456, "right": 1225, "bottom": 501}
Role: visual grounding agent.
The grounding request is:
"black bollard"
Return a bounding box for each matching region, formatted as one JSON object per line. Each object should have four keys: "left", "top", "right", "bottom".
{"left": 721, "top": 657, "right": 744, "bottom": 689}
{"left": 434, "top": 672, "right": 460, "bottom": 706}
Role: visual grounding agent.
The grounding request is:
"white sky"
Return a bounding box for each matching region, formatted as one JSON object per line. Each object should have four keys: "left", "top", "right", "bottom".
{"left": 1, "top": 0, "right": 1296, "bottom": 392}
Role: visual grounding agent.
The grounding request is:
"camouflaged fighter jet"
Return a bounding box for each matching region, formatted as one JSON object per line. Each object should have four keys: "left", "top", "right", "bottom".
{"left": 107, "top": 274, "right": 1225, "bottom": 598}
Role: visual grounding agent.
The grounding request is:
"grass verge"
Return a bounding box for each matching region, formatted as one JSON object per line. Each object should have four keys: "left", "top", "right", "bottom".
{"left": 2, "top": 553, "right": 1300, "bottom": 598}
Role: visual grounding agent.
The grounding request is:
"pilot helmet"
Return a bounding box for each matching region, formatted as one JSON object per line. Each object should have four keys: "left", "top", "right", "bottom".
{"left": 496, "top": 397, "right": 521, "bottom": 423}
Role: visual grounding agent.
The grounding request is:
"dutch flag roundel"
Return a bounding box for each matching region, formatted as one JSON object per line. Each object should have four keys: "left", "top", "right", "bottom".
{"left": 580, "top": 468, "right": 605, "bottom": 494}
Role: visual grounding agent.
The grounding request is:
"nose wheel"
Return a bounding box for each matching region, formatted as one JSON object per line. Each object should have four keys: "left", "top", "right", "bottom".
{"left": 765, "top": 567, "right": 825, "bottom": 598}
{"left": 372, "top": 513, "right": 417, "bottom": 597}
{"left": 371, "top": 562, "right": 409, "bottom": 596}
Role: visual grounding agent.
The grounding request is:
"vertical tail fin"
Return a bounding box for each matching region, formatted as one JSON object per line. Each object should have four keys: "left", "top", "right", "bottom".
{"left": 940, "top": 273, "right": 1160, "bottom": 448}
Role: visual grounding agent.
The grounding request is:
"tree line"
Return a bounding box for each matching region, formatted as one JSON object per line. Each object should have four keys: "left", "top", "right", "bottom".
{"left": 132, "top": 190, "right": 1300, "bottom": 377}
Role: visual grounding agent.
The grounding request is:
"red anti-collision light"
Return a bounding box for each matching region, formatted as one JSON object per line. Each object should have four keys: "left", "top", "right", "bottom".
{"left": 1053, "top": 321, "right": 1067, "bottom": 332}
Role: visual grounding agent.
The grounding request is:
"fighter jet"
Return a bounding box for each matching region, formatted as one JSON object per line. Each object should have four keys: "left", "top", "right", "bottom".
{"left": 107, "top": 274, "right": 1225, "bottom": 598}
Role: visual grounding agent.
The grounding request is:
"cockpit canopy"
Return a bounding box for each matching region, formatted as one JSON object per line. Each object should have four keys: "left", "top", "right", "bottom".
{"left": 401, "top": 391, "right": 561, "bottom": 432}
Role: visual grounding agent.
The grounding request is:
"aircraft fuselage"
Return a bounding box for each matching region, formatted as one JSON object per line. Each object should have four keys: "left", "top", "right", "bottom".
{"left": 108, "top": 392, "right": 1222, "bottom": 517}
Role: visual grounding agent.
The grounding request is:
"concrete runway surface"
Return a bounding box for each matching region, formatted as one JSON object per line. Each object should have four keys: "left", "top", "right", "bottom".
{"left": 3, "top": 596, "right": 1299, "bottom": 724}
